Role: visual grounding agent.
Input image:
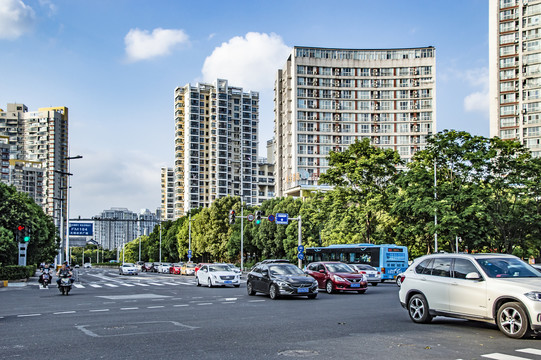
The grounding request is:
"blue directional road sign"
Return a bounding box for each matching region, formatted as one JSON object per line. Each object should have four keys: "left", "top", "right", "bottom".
{"left": 187, "top": 250, "right": 192, "bottom": 258}
{"left": 298, "top": 245, "right": 305, "bottom": 253}
{"left": 276, "top": 213, "right": 288, "bottom": 225}
{"left": 297, "top": 252, "right": 305, "bottom": 260}
{"left": 69, "top": 223, "right": 93, "bottom": 236}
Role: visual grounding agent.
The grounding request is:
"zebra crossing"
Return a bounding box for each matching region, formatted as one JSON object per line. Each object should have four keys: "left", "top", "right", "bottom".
{"left": 457, "top": 348, "right": 541, "bottom": 360}
{"left": 69, "top": 279, "right": 196, "bottom": 289}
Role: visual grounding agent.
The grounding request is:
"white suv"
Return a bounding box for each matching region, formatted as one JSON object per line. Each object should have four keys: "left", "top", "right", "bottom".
{"left": 399, "top": 253, "right": 541, "bottom": 338}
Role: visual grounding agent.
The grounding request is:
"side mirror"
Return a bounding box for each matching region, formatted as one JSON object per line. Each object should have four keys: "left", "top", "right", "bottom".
{"left": 319, "top": 269, "right": 325, "bottom": 273}
{"left": 465, "top": 272, "right": 482, "bottom": 280}
{"left": 262, "top": 269, "right": 269, "bottom": 277}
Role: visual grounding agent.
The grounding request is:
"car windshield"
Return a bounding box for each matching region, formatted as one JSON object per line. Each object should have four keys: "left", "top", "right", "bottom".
{"left": 186, "top": 264, "right": 195, "bottom": 268}
{"left": 209, "top": 265, "right": 230, "bottom": 272}
{"left": 355, "top": 264, "right": 374, "bottom": 270}
{"left": 269, "top": 264, "right": 304, "bottom": 276}
{"left": 326, "top": 263, "right": 355, "bottom": 273}
{"left": 123, "top": 263, "right": 134, "bottom": 267}
{"left": 476, "top": 257, "right": 541, "bottom": 278}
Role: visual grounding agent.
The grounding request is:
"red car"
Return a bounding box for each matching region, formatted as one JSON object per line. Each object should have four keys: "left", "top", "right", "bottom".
{"left": 305, "top": 261, "right": 368, "bottom": 294}
{"left": 170, "top": 263, "right": 183, "bottom": 275}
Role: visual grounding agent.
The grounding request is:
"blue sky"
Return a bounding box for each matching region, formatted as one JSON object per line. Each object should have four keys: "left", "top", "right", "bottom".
{"left": 0, "top": 0, "right": 489, "bottom": 218}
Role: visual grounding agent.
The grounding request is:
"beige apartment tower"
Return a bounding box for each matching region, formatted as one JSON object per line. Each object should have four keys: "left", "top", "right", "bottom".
{"left": 174, "top": 79, "right": 259, "bottom": 218}
{"left": 274, "top": 46, "right": 436, "bottom": 197}
{"left": 0, "top": 103, "right": 69, "bottom": 218}
{"left": 489, "top": 0, "right": 541, "bottom": 157}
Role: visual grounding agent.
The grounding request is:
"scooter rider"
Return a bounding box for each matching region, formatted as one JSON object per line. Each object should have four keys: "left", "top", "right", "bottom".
{"left": 39, "top": 263, "right": 52, "bottom": 285}
{"left": 56, "top": 262, "right": 74, "bottom": 287}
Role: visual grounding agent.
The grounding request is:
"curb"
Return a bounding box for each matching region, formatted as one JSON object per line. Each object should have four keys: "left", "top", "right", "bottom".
{"left": 0, "top": 280, "right": 28, "bottom": 287}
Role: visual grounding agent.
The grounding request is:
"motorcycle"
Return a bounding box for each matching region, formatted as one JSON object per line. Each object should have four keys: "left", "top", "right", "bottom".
{"left": 58, "top": 275, "right": 72, "bottom": 295}
{"left": 40, "top": 270, "right": 51, "bottom": 288}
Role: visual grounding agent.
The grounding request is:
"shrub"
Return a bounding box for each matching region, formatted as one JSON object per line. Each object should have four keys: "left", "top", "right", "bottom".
{"left": 0, "top": 265, "right": 36, "bottom": 280}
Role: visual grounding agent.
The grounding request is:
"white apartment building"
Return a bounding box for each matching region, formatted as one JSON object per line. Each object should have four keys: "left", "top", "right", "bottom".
{"left": 160, "top": 167, "right": 175, "bottom": 221}
{"left": 255, "top": 140, "right": 276, "bottom": 205}
{"left": 0, "top": 103, "right": 69, "bottom": 218}
{"left": 274, "top": 46, "right": 436, "bottom": 197}
{"left": 174, "top": 79, "right": 259, "bottom": 218}
{"left": 489, "top": 0, "right": 541, "bottom": 157}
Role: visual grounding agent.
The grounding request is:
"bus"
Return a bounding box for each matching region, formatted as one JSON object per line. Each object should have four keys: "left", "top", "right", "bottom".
{"left": 305, "top": 243, "right": 408, "bottom": 282}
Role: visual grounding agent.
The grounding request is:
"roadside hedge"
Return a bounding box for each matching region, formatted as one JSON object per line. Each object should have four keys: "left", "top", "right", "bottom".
{"left": 0, "top": 265, "right": 37, "bottom": 280}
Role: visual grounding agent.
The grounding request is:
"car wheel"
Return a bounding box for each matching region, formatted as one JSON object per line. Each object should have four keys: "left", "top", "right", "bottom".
{"left": 269, "top": 284, "right": 279, "bottom": 300}
{"left": 408, "top": 294, "right": 432, "bottom": 324}
{"left": 357, "top": 290, "right": 366, "bottom": 294}
{"left": 325, "top": 280, "right": 334, "bottom": 294}
{"left": 307, "top": 294, "right": 317, "bottom": 299}
{"left": 396, "top": 276, "right": 402, "bottom": 287}
{"left": 196, "top": 277, "right": 200, "bottom": 287}
{"left": 371, "top": 282, "right": 378, "bottom": 286}
{"left": 497, "top": 302, "right": 530, "bottom": 339}
{"left": 208, "top": 278, "right": 212, "bottom": 288}
{"left": 247, "top": 281, "right": 255, "bottom": 296}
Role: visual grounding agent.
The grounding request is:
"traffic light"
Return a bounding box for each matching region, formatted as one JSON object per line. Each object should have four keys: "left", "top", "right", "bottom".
{"left": 255, "top": 211, "right": 262, "bottom": 225}
{"left": 23, "top": 227, "right": 30, "bottom": 242}
{"left": 16, "top": 225, "right": 24, "bottom": 242}
{"left": 229, "top": 210, "right": 236, "bottom": 225}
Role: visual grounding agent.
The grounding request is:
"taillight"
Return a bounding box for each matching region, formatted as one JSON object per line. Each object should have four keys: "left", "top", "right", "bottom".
{"left": 361, "top": 271, "right": 367, "bottom": 274}
{"left": 377, "top": 272, "right": 381, "bottom": 275}
{"left": 381, "top": 267, "right": 385, "bottom": 274}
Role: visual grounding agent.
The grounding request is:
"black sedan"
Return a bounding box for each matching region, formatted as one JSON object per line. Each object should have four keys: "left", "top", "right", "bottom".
{"left": 246, "top": 262, "right": 318, "bottom": 299}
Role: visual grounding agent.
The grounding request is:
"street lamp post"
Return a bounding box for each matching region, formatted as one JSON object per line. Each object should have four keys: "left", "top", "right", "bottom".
{"left": 60, "top": 154, "right": 82, "bottom": 265}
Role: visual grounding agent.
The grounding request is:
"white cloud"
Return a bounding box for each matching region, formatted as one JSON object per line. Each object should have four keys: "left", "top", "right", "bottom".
{"left": 201, "top": 32, "right": 291, "bottom": 91}
{"left": 0, "top": 0, "right": 35, "bottom": 40}
{"left": 124, "top": 28, "right": 189, "bottom": 62}
{"left": 69, "top": 149, "right": 164, "bottom": 217}
{"left": 462, "top": 67, "right": 489, "bottom": 114}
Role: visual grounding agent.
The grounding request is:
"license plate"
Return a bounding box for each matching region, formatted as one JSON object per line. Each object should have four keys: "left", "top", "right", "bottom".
{"left": 297, "top": 287, "right": 309, "bottom": 293}
{"left": 224, "top": 280, "right": 232, "bottom": 284}
{"left": 350, "top": 283, "right": 360, "bottom": 288}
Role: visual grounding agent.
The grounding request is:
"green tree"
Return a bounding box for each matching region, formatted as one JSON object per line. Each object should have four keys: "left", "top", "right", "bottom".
{"left": 319, "top": 138, "right": 403, "bottom": 244}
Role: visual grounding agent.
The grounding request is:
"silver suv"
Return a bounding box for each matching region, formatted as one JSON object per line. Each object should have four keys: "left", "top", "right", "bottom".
{"left": 399, "top": 253, "right": 541, "bottom": 338}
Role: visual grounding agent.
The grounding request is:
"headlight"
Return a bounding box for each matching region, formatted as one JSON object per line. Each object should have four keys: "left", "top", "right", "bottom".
{"left": 525, "top": 292, "right": 541, "bottom": 301}
{"left": 276, "top": 281, "right": 289, "bottom": 287}
{"left": 334, "top": 275, "right": 345, "bottom": 282}
{"left": 312, "top": 280, "right": 318, "bottom": 287}
{"left": 362, "top": 275, "right": 367, "bottom": 281}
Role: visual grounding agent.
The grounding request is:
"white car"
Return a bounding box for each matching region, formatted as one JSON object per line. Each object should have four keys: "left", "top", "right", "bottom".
{"left": 350, "top": 264, "right": 381, "bottom": 286}
{"left": 157, "top": 263, "right": 172, "bottom": 273}
{"left": 83, "top": 263, "right": 92, "bottom": 268}
{"left": 119, "top": 263, "right": 138, "bottom": 275}
{"left": 399, "top": 253, "right": 541, "bottom": 338}
{"left": 196, "top": 263, "right": 240, "bottom": 288}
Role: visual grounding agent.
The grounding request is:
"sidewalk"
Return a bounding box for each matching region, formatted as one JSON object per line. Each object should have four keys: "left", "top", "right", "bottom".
{"left": 0, "top": 271, "right": 40, "bottom": 288}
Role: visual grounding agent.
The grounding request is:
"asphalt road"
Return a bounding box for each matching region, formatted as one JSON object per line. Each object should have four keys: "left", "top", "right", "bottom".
{"left": 1, "top": 268, "right": 540, "bottom": 360}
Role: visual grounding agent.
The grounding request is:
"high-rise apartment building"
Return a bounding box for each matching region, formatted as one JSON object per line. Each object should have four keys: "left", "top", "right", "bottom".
{"left": 255, "top": 139, "right": 275, "bottom": 205}
{"left": 489, "top": 0, "right": 541, "bottom": 157}
{"left": 0, "top": 103, "right": 68, "bottom": 217}
{"left": 274, "top": 46, "right": 436, "bottom": 197}
{"left": 174, "top": 79, "right": 259, "bottom": 218}
{"left": 94, "top": 208, "right": 160, "bottom": 250}
{"left": 160, "top": 167, "right": 175, "bottom": 221}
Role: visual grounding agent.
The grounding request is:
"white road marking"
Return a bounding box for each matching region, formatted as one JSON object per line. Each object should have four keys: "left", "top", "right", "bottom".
{"left": 53, "top": 311, "right": 76, "bottom": 315}
{"left": 73, "top": 284, "right": 85, "bottom": 288}
{"left": 104, "top": 284, "right": 118, "bottom": 287}
{"left": 134, "top": 283, "right": 149, "bottom": 287}
{"left": 224, "top": 298, "right": 237, "bottom": 301}
{"left": 147, "top": 306, "right": 164, "bottom": 309}
{"left": 173, "top": 304, "right": 189, "bottom": 307}
{"left": 89, "top": 284, "right": 102, "bottom": 288}
{"left": 197, "top": 303, "right": 212, "bottom": 306}
{"left": 89, "top": 309, "right": 109, "bottom": 312}
{"left": 120, "top": 307, "right": 139, "bottom": 310}
{"left": 482, "top": 354, "right": 531, "bottom": 360}
{"left": 517, "top": 349, "right": 541, "bottom": 356}
{"left": 147, "top": 282, "right": 164, "bottom": 286}
{"left": 161, "top": 282, "right": 179, "bottom": 286}
{"left": 248, "top": 300, "right": 266, "bottom": 302}
{"left": 17, "top": 314, "right": 41, "bottom": 317}
{"left": 119, "top": 283, "right": 135, "bottom": 287}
